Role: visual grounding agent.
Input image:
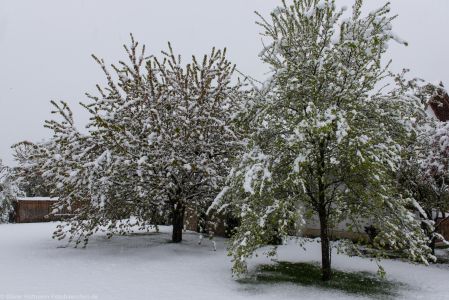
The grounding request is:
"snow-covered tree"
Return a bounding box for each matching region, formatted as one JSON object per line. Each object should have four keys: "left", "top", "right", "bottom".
{"left": 210, "top": 0, "right": 433, "bottom": 280}
{"left": 24, "top": 36, "right": 244, "bottom": 245}
{"left": 0, "top": 159, "right": 24, "bottom": 222}
{"left": 398, "top": 81, "right": 449, "bottom": 253}
{"left": 417, "top": 84, "right": 449, "bottom": 191}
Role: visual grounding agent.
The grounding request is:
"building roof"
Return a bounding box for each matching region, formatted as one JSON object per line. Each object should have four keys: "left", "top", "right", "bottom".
{"left": 16, "top": 197, "right": 58, "bottom": 201}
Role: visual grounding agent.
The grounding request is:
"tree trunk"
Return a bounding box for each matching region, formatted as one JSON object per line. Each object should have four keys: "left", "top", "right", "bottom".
{"left": 171, "top": 204, "right": 185, "bottom": 243}
{"left": 318, "top": 207, "right": 332, "bottom": 281}
{"left": 317, "top": 141, "right": 331, "bottom": 281}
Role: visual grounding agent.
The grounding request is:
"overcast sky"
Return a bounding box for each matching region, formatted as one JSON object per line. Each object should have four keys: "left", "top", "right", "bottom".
{"left": 1, "top": 0, "right": 448, "bottom": 166}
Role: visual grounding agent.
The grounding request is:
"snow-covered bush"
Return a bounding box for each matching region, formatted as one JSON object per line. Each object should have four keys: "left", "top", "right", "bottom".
{"left": 211, "top": 0, "right": 433, "bottom": 280}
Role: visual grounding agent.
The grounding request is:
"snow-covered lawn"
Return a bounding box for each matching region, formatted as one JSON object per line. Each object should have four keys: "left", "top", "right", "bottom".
{"left": 1, "top": 223, "right": 448, "bottom": 300}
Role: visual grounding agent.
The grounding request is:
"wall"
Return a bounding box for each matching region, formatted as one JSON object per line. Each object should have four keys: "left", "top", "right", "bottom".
{"left": 14, "top": 199, "right": 59, "bottom": 223}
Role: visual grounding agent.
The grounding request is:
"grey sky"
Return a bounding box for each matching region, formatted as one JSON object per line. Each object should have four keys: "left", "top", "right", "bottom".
{"left": 1, "top": 0, "right": 448, "bottom": 166}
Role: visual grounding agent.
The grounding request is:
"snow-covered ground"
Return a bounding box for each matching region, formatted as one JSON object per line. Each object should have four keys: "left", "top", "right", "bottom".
{"left": 0, "top": 223, "right": 448, "bottom": 300}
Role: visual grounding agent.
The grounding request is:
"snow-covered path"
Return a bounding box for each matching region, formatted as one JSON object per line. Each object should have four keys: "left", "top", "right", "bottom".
{"left": 0, "top": 222, "right": 448, "bottom": 300}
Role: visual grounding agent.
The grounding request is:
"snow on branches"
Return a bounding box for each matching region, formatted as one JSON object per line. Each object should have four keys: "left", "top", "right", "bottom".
{"left": 419, "top": 84, "right": 449, "bottom": 180}
{"left": 397, "top": 81, "right": 449, "bottom": 252}
{"left": 212, "top": 0, "right": 433, "bottom": 280}
{"left": 21, "top": 35, "right": 245, "bottom": 245}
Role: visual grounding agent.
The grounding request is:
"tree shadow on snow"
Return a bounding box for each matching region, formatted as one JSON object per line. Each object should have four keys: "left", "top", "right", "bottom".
{"left": 239, "top": 261, "right": 405, "bottom": 299}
